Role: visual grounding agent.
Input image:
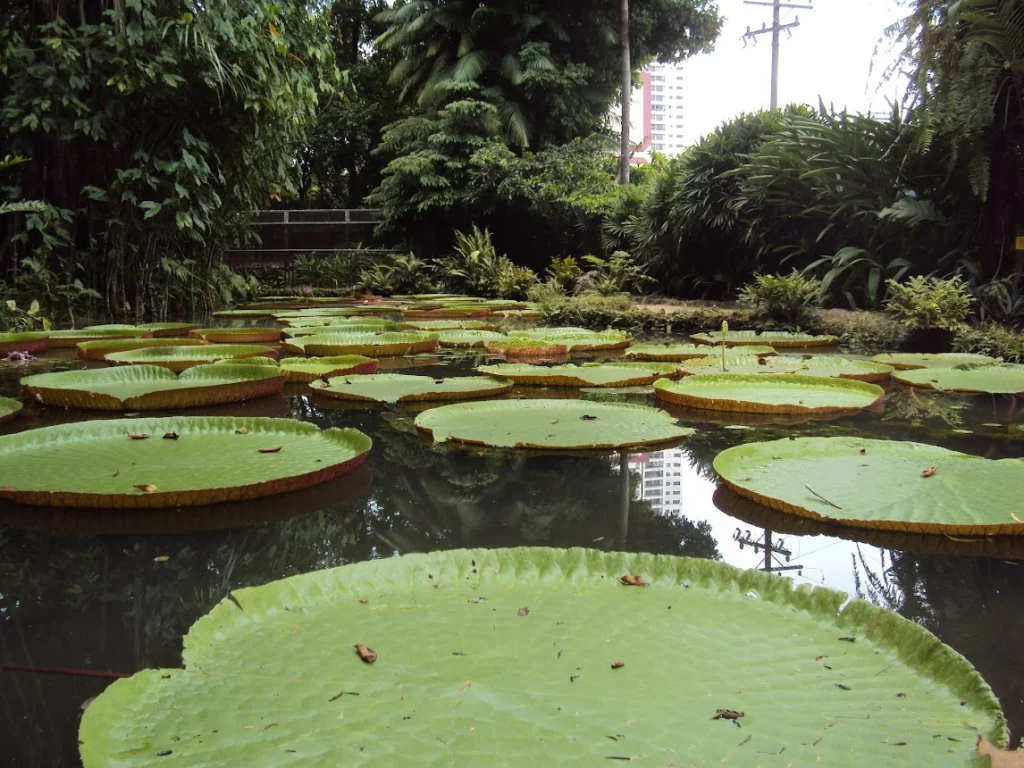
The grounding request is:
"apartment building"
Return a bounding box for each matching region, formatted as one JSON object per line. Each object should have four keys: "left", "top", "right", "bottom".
{"left": 610, "top": 62, "right": 687, "bottom": 164}
{"left": 624, "top": 448, "right": 687, "bottom": 515}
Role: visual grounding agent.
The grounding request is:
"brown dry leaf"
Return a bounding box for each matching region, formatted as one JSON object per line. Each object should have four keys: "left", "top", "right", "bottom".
{"left": 921, "top": 466, "right": 938, "bottom": 478}
{"left": 550, "top": 419, "right": 559, "bottom": 425}
{"left": 712, "top": 709, "right": 744, "bottom": 721}
{"left": 153, "top": 555, "right": 170, "bottom": 563}
{"left": 235, "top": 427, "right": 249, "bottom": 435}
{"left": 127, "top": 433, "right": 150, "bottom": 440}
{"left": 858, "top": 448, "right": 866, "bottom": 455}
{"left": 580, "top": 414, "right": 598, "bottom": 421}
{"left": 610, "top": 661, "right": 625, "bottom": 669}
{"left": 162, "top": 432, "right": 179, "bottom": 440}
{"left": 258, "top": 446, "right": 283, "bottom": 453}
{"left": 134, "top": 484, "right": 157, "bottom": 493}
{"left": 517, "top": 607, "right": 529, "bottom": 617}
{"left": 354, "top": 644, "right": 377, "bottom": 664}
{"left": 620, "top": 574, "right": 648, "bottom": 586}
{"left": 978, "top": 736, "right": 1024, "bottom": 766}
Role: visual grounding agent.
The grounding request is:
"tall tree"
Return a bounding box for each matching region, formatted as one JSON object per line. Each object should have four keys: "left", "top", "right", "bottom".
{"left": 619, "top": 0, "right": 631, "bottom": 184}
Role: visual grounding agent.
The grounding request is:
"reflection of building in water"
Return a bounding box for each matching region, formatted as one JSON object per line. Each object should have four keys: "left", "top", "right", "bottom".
{"left": 624, "top": 448, "right": 687, "bottom": 515}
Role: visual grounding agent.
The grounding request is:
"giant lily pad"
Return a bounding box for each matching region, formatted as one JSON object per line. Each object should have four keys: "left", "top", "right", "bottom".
{"left": 893, "top": 364, "right": 1024, "bottom": 395}
{"left": 189, "top": 327, "right": 282, "bottom": 344}
{"left": 79, "top": 547, "right": 1006, "bottom": 767}
{"left": 298, "top": 332, "right": 438, "bottom": 357}
{"left": 283, "top": 323, "right": 402, "bottom": 339}
{"left": 0, "top": 331, "right": 49, "bottom": 355}
{"left": 477, "top": 362, "right": 679, "bottom": 387}
{"left": 76, "top": 337, "right": 207, "bottom": 362}
{"left": 715, "top": 436, "right": 1024, "bottom": 535}
{"left": 682, "top": 355, "right": 894, "bottom": 383}
{"left": 690, "top": 330, "right": 838, "bottom": 348}
{"left": 871, "top": 352, "right": 1002, "bottom": 370}
{"left": 211, "top": 309, "right": 276, "bottom": 318}
{"left": 0, "top": 416, "right": 371, "bottom": 508}
{"left": 416, "top": 399, "right": 691, "bottom": 450}
{"left": 48, "top": 328, "right": 152, "bottom": 348}
{"left": 105, "top": 344, "right": 277, "bottom": 372}
{"left": 22, "top": 364, "right": 283, "bottom": 410}
{"left": 279, "top": 356, "right": 378, "bottom": 383}
{"left": 405, "top": 319, "right": 499, "bottom": 331}
{"left": 0, "top": 396, "right": 23, "bottom": 425}
{"left": 654, "top": 373, "right": 884, "bottom": 414}
{"left": 624, "top": 343, "right": 720, "bottom": 361}
{"left": 317, "top": 373, "right": 512, "bottom": 404}
{"left": 487, "top": 338, "right": 568, "bottom": 360}
{"left": 436, "top": 330, "right": 508, "bottom": 348}
{"left": 137, "top": 322, "right": 202, "bottom": 337}
{"left": 510, "top": 328, "right": 632, "bottom": 351}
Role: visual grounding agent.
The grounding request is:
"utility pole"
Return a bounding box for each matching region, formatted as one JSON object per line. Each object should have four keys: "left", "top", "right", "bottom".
{"left": 733, "top": 528, "right": 803, "bottom": 575}
{"left": 618, "top": 0, "right": 631, "bottom": 184}
{"left": 742, "top": 0, "right": 813, "bottom": 109}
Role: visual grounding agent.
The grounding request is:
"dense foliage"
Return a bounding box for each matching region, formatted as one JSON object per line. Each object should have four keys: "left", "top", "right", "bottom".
{"left": 1, "top": 0, "right": 337, "bottom": 320}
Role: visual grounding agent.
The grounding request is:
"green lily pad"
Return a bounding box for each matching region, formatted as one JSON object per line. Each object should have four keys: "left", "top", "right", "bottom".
{"left": 296, "top": 332, "right": 438, "bottom": 357}
{"left": 403, "top": 307, "right": 491, "bottom": 319}
{"left": 654, "top": 373, "right": 884, "bottom": 414}
{"left": 280, "top": 316, "right": 400, "bottom": 330}
{"left": 0, "top": 396, "right": 23, "bottom": 424}
{"left": 493, "top": 309, "right": 542, "bottom": 318}
{"left": 871, "top": 352, "right": 1002, "bottom": 370}
{"left": 213, "top": 357, "right": 280, "bottom": 368}
{"left": 510, "top": 328, "right": 632, "bottom": 351}
{"left": 690, "top": 330, "right": 839, "bottom": 348}
{"left": 22, "top": 364, "right": 283, "bottom": 410}
{"left": 105, "top": 344, "right": 277, "bottom": 372}
{"left": 211, "top": 309, "right": 276, "bottom": 318}
{"left": 0, "top": 331, "right": 49, "bottom": 355}
{"left": 48, "top": 328, "right": 152, "bottom": 348}
{"left": 0, "top": 416, "right": 371, "bottom": 508}
{"left": 137, "top": 322, "right": 202, "bottom": 337}
{"left": 487, "top": 338, "right": 568, "bottom": 359}
{"left": 76, "top": 337, "right": 207, "bottom": 362}
{"left": 715, "top": 436, "right": 1024, "bottom": 535}
{"left": 682, "top": 355, "right": 894, "bottom": 382}
{"left": 189, "top": 327, "right": 282, "bottom": 343}
{"left": 83, "top": 324, "right": 145, "bottom": 332}
{"left": 624, "top": 343, "right": 721, "bottom": 361}
{"left": 283, "top": 323, "right": 402, "bottom": 338}
{"left": 437, "top": 330, "right": 508, "bottom": 348}
{"left": 316, "top": 373, "right": 512, "bottom": 404}
{"left": 416, "top": 399, "right": 692, "bottom": 451}
{"left": 893, "top": 364, "right": 1024, "bottom": 395}
{"left": 79, "top": 547, "right": 1006, "bottom": 767}
{"left": 477, "top": 362, "right": 679, "bottom": 387}
{"left": 278, "top": 356, "right": 378, "bottom": 383}
{"left": 404, "top": 320, "right": 499, "bottom": 331}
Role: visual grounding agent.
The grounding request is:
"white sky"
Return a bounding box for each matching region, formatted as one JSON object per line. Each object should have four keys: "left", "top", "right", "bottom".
{"left": 681, "top": 0, "right": 908, "bottom": 144}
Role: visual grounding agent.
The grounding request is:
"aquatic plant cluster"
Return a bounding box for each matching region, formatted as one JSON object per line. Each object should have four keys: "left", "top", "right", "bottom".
{"left": 0, "top": 293, "right": 1022, "bottom": 765}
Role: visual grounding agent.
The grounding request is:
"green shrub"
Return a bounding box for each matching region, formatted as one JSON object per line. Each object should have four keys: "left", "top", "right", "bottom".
{"left": 496, "top": 265, "right": 539, "bottom": 299}
{"left": 293, "top": 251, "right": 375, "bottom": 290}
{"left": 884, "top": 276, "right": 974, "bottom": 330}
{"left": 952, "top": 323, "right": 1024, "bottom": 362}
{"left": 577, "top": 252, "right": 653, "bottom": 296}
{"left": 527, "top": 279, "right": 567, "bottom": 312}
{"left": 356, "top": 253, "right": 433, "bottom": 296}
{"left": 738, "top": 271, "right": 822, "bottom": 327}
{"left": 545, "top": 256, "right": 583, "bottom": 292}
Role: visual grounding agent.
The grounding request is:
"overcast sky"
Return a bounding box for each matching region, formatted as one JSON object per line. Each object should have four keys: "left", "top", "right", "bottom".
{"left": 681, "top": 0, "right": 908, "bottom": 143}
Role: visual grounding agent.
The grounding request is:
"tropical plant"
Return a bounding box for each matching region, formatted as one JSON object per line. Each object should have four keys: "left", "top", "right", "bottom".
{"left": 357, "top": 253, "right": 432, "bottom": 296}
{"left": 0, "top": 299, "right": 50, "bottom": 332}
{"left": 527, "top": 279, "right": 568, "bottom": 312}
{"left": 544, "top": 256, "right": 584, "bottom": 291}
{"left": 436, "top": 225, "right": 534, "bottom": 297}
{"left": 737, "top": 271, "right": 822, "bottom": 327}
{"left": 974, "top": 273, "right": 1024, "bottom": 327}
{"left": 293, "top": 251, "right": 376, "bottom": 290}
{"left": 577, "top": 252, "right": 653, "bottom": 296}
{"left": 884, "top": 276, "right": 975, "bottom": 330}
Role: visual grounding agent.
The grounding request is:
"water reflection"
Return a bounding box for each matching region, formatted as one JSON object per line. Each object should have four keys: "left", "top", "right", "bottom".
{"left": 0, "top": 349, "right": 1023, "bottom": 764}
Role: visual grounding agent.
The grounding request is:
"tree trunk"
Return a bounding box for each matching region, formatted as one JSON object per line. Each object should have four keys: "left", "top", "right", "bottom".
{"left": 618, "top": 0, "right": 631, "bottom": 185}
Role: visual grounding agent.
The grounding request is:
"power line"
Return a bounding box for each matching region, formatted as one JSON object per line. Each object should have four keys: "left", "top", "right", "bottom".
{"left": 742, "top": 0, "right": 814, "bottom": 109}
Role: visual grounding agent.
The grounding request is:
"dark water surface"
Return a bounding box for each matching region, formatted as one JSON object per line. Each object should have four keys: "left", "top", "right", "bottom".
{"left": 1, "top": 334, "right": 1023, "bottom": 766}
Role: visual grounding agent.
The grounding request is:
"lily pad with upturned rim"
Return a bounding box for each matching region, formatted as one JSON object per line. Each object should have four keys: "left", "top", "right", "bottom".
{"left": 22, "top": 363, "right": 284, "bottom": 411}
{"left": 487, "top": 338, "right": 568, "bottom": 360}
{"left": 76, "top": 337, "right": 207, "bottom": 362}
{"left": 189, "top": 327, "right": 282, "bottom": 344}
{"left": 48, "top": 328, "right": 153, "bottom": 348}
{"left": 211, "top": 309, "right": 276, "bottom": 319}
{"left": 477, "top": 362, "right": 679, "bottom": 387}
{"left": 78, "top": 547, "right": 1006, "bottom": 768}
{"left": 624, "top": 343, "right": 725, "bottom": 361}
{"left": 509, "top": 328, "right": 632, "bottom": 351}
{"left": 893, "top": 364, "right": 1024, "bottom": 395}
{"left": 278, "top": 356, "right": 378, "bottom": 383}
{"left": 436, "top": 330, "right": 508, "bottom": 348}
{"left": 298, "top": 332, "right": 438, "bottom": 357}
{"left": 0, "top": 396, "right": 23, "bottom": 425}
{"left": 0, "top": 331, "right": 49, "bottom": 355}
{"left": 681, "top": 355, "right": 894, "bottom": 383}
{"left": 690, "top": 330, "right": 839, "bottom": 348}
{"left": 416, "top": 399, "right": 692, "bottom": 451}
{"left": 654, "top": 373, "right": 884, "bottom": 414}
{"left": 871, "top": 352, "right": 1002, "bottom": 370}
{"left": 136, "top": 322, "right": 202, "bottom": 337}
{"left": 317, "top": 373, "right": 512, "bottom": 403}
{"left": 404, "top": 319, "right": 499, "bottom": 332}
{"left": 105, "top": 344, "right": 278, "bottom": 372}
{"left": 714, "top": 436, "right": 1024, "bottom": 535}
{"left": 0, "top": 416, "right": 371, "bottom": 508}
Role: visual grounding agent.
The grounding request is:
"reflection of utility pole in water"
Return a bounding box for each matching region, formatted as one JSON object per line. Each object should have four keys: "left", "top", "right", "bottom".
{"left": 742, "top": 0, "right": 813, "bottom": 109}
{"left": 733, "top": 528, "right": 803, "bottom": 574}
{"left": 619, "top": 452, "right": 630, "bottom": 549}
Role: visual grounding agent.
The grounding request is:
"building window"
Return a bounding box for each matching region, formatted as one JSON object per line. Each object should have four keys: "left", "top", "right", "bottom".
{"left": 651, "top": 75, "right": 665, "bottom": 82}
{"left": 652, "top": 143, "right": 664, "bottom": 150}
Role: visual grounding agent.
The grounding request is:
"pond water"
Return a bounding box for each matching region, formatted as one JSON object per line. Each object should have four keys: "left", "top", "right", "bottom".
{"left": 1, "top": 325, "right": 1023, "bottom": 766}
